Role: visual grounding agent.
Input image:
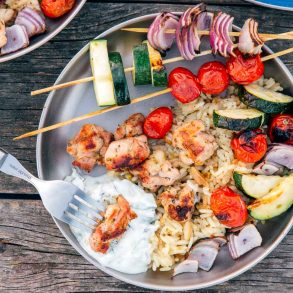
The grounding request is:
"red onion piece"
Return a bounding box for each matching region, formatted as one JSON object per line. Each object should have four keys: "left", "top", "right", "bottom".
{"left": 147, "top": 12, "right": 179, "bottom": 52}
{"left": 176, "top": 3, "right": 207, "bottom": 60}
{"left": 238, "top": 18, "right": 263, "bottom": 55}
{"left": 210, "top": 12, "right": 235, "bottom": 57}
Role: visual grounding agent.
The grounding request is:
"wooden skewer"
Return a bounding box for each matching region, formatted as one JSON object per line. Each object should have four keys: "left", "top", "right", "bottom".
{"left": 121, "top": 28, "right": 293, "bottom": 41}
{"left": 15, "top": 47, "right": 293, "bottom": 141}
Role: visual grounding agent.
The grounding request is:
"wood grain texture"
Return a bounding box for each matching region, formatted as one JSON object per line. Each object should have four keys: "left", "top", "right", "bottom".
{"left": 0, "top": 199, "right": 292, "bottom": 293}
{"left": 0, "top": 1, "right": 292, "bottom": 194}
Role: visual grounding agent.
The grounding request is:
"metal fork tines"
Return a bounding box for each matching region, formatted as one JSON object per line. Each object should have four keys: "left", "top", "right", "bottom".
{"left": 62, "top": 193, "right": 105, "bottom": 233}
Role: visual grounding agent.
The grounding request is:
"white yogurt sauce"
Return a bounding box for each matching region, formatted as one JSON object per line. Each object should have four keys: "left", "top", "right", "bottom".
{"left": 65, "top": 169, "right": 157, "bottom": 274}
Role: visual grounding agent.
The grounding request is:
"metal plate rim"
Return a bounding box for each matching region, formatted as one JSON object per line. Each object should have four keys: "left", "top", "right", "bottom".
{"left": 36, "top": 13, "right": 293, "bottom": 291}
{"left": 0, "top": 0, "right": 87, "bottom": 63}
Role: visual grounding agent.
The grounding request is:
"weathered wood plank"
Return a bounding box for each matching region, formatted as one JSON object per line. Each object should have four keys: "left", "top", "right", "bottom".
{"left": 0, "top": 1, "right": 292, "bottom": 194}
{"left": 0, "top": 199, "right": 292, "bottom": 292}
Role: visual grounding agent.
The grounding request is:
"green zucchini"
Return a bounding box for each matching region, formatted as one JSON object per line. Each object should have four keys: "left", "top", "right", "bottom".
{"left": 233, "top": 172, "right": 283, "bottom": 199}
{"left": 213, "top": 109, "right": 267, "bottom": 131}
{"left": 132, "top": 43, "right": 152, "bottom": 85}
{"left": 108, "top": 52, "right": 130, "bottom": 106}
{"left": 248, "top": 175, "right": 293, "bottom": 220}
{"left": 239, "top": 84, "right": 293, "bottom": 114}
{"left": 144, "top": 40, "right": 168, "bottom": 87}
{"left": 90, "top": 40, "right": 116, "bottom": 106}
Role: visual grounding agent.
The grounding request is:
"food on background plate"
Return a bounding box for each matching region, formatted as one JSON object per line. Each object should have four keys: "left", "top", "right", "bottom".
{"left": 269, "top": 114, "right": 293, "bottom": 144}
{"left": 0, "top": 0, "right": 75, "bottom": 55}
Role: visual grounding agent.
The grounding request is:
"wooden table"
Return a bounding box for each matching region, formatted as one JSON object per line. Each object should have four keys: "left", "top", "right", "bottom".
{"left": 0, "top": 0, "right": 292, "bottom": 292}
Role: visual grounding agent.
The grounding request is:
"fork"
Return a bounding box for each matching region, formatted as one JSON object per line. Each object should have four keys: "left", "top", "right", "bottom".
{"left": 0, "top": 148, "right": 104, "bottom": 233}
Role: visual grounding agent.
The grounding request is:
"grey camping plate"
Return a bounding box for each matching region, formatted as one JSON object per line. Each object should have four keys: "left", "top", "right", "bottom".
{"left": 36, "top": 13, "right": 293, "bottom": 291}
{"left": 0, "top": 0, "right": 86, "bottom": 62}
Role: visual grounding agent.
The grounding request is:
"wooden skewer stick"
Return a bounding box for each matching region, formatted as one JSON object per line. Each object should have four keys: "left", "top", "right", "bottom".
{"left": 15, "top": 47, "right": 293, "bottom": 141}
{"left": 14, "top": 88, "right": 172, "bottom": 140}
{"left": 121, "top": 28, "right": 293, "bottom": 41}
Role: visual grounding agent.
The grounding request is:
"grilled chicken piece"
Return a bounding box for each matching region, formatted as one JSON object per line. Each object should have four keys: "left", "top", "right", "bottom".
{"left": 6, "top": 0, "right": 41, "bottom": 11}
{"left": 114, "top": 113, "right": 145, "bottom": 140}
{"left": 0, "top": 8, "right": 16, "bottom": 25}
{"left": 67, "top": 124, "right": 113, "bottom": 172}
{"left": 131, "top": 149, "right": 181, "bottom": 192}
{"left": 172, "top": 120, "right": 217, "bottom": 165}
{"left": 90, "top": 195, "right": 137, "bottom": 254}
{"left": 105, "top": 135, "right": 150, "bottom": 170}
{"left": 0, "top": 20, "right": 6, "bottom": 48}
{"left": 158, "top": 186, "right": 195, "bottom": 222}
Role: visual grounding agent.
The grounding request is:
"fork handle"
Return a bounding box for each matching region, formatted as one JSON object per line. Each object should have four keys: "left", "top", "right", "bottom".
{"left": 0, "top": 148, "right": 39, "bottom": 187}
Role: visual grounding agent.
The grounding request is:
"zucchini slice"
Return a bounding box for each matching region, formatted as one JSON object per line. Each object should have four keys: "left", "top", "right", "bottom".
{"left": 248, "top": 175, "right": 293, "bottom": 220}
{"left": 213, "top": 109, "right": 267, "bottom": 131}
{"left": 239, "top": 84, "right": 293, "bottom": 114}
{"left": 132, "top": 43, "right": 152, "bottom": 85}
{"left": 144, "top": 40, "right": 168, "bottom": 87}
{"left": 90, "top": 40, "right": 116, "bottom": 106}
{"left": 108, "top": 52, "right": 130, "bottom": 106}
{"left": 233, "top": 172, "right": 283, "bottom": 199}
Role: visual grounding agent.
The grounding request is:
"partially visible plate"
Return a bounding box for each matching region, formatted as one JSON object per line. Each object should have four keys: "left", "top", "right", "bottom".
{"left": 245, "top": 0, "right": 293, "bottom": 11}
{"left": 0, "top": 0, "right": 86, "bottom": 62}
{"left": 36, "top": 13, "right": 293, "bottom": 291}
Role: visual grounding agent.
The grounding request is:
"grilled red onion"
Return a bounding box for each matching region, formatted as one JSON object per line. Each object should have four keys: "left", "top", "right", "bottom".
{"left": 1, "top": 24, "right": 29, "bottom": 55}
{"left": 210, "top": 12, "right": 235, "bottom": 57}
{"left": 173, "top": 259, "right": 198, "bottom": 277}
{"left": 228, "top": 224, "right": 262, "bottom": 259}
{"left": 15, "top": 7, "right": 46, "bottom": 38}
{"left": 176, "top": 3, "right": 208, "bottom": 60}
{"left": 238, "top": 18, "right": 263, "bottom": 55}
{"left": 147, "top": 12, "right": 179, "bottom": 52}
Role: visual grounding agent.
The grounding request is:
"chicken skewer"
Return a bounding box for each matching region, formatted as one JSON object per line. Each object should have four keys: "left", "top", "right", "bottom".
{"left": 14, "top": 47, "right": 293, "bottom": 141}
{"left": 31, "top": 30, "right": 293, "bottom": 97}
{"left": 121, "top": 28, "right": 293, "bottom": 41}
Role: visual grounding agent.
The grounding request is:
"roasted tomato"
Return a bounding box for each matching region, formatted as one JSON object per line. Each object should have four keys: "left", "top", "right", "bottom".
{"left": 143, "top": 107, "right": 173, "bottom": 139}
{"left": 197, "top": 61, "right": 229, "bottom": 94}
{"left": 226, "top": 49, "right": 264, "bottom": 85}
{"left": 211, "top": 186, "right": 248, "bottom": 228}
{"left": 168, "top": 67, "right": 201, "bottom": 103}
{"left": 41, "top": 0, "right": 75, "bottom": 18}
{"left": 269, "top": 114, "right": 293, "bottom": 145}
{"left": 231, "top": 129, "right": 267, "bottom": 163}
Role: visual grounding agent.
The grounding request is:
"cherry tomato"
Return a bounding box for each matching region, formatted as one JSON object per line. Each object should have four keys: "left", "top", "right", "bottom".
{"left": 168, "top": 67, "right": 201, "bottom": 104}
{"left": 269, "top": 114, "right": 293, "bottom": 145}
{"left": 197, "top": 61, "right": 229, "bottom": 95}
{"left": 226, "top": 49, "right": 264, "bottom": 85}
{"left": 211, "top": 186, "right": 248, "bottom": 228}
{"left": 41, "top": 0, "right": 75, "bottom": 18}
{"left": 143, "top": 107, "right": 173, "bottom": 139}
{"left": 231, "top": 129, "right": 267, "bottom": 163}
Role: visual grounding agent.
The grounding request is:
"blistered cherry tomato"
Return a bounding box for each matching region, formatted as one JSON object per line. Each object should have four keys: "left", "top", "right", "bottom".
{"left": 211, "top": 186, "right": 248, "bottom": 228}
{"left": 231, "top": 129, "right": 267, "bottom": 163}
{"left": 41, "top": 0, "right": 75, "bottom": 18}
{"left": 143, "top": 107, "right": 173, "bottom": 139}
{"left": 168, "top": 67, "right": 201, "bottom": 103}
{"left": 197, "top": 61, "right": 229, "bottom": 95}
{"left": 269, "top": 114, "right": 293, "bottom": 145}
{"left": 226, "top": 49, "right": 264, "bottom": 85}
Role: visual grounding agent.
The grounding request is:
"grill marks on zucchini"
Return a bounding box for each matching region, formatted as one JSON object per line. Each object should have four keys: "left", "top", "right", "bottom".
{"left": 109, "top": 52, "right": 130, "bottom": 106}
{"left": 213, "top": 109, "right": 267, "bottom": 131}
{"left": 239, "top": 84, "right": 293, "bottom": 114}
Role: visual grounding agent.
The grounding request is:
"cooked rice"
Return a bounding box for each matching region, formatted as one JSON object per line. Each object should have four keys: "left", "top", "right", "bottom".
{"left": 115, "top": 77, "right": 281, "bottom": 271}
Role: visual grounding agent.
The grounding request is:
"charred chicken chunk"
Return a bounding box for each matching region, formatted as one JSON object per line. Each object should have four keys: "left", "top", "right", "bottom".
{"left": 0, "top": 8, "right": 16, "bottom": 25}
{"left": 114, "top": 113, "right": 145, "bottom": 140}
{"left": 0, "top": 20, "right": 6, "bottom": 48}
{"left": 131, "top": 149, "right": 181, "bottom": 192}
{"left": 67, "top": 124, "right": 113, "bottom": 172}
{"left": 90, "top": 195, "right": 137, "bottom": 254}
{"left": 104, "top": 135, "right": 150, "bottom": 170}
{"left": 158, "top": 186, "right": 195, "bottom": 222}
{"left": 172, "top": 120, "right": 217, "bottom": 165}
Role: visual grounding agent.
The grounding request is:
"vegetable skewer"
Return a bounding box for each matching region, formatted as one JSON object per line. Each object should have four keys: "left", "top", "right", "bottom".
{"left": 15, "top": 47, "right": 293, "bottom": 140}
{"left": 31, "top": 43, "right": 291, "bottom": 96}
{"left": 122, "top": 28, "right": 293, "bottom": 41}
